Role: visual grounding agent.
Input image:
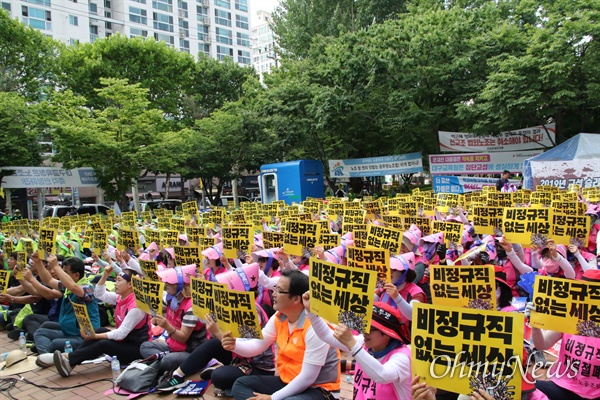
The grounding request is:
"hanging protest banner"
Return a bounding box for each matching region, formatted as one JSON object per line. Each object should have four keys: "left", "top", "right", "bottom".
{"left": 502, "top": 208, "right": 551, "bottom": 245}
{"left": 366, "top": 225, "right": 402, "bottom": 256}
{"left": 118, "top": 228, "right": 140, "bottom": 251}
{"left": 190, "top": 277, "right": 225, "bottom": 320}
{"left": 346, "top": 246, "right": 390, "bottom": 285}
{"left": 0, "top": 270, "right": 10, "bottom": 293}
{"left": 174, "top": 245, "right": 202, "bottom": 267}
{"left": 550, "top": 213, "right": 589, "bottom": 246}
{"left": 329, "top": 153, "right": 423, "bottom": 178}
{"left": 139, "top": 259, "right": 160, "bottom": 281}
{"left": 471, "top": 206, "right": 504, "bottom": 236}
{"left": 71, "top": 301, "right": 96, "bottom": 337}
{"left": 309, "top": 259, "right": 377, "bottom": 334}
{"left": 430, "top": 151, "right": 540, "bottom": 175}
{"left": 131, "top": 276, "right": 164, "bottom": 316}
{"left": 262, "top": 231, "right": 284, "bottom": 249}
{"left": 412, "top": 303, "right": 523, "bottom": 398}
{"left": 433, "top": 176, "right": 521, "bottom": 194}
{"left": 214, "top": 287, "right": 263, "bottom": 339}
{"left": 530, "top": 275, "right": 600, "bottom": 335}
{"left": 438, "top": 124, "right": 555, "bottom": 152}
{"left": 283, "top": 221, "right": 321, "bottom": 257}
{"left": 222, "top": 226, "right": 253, "bottom": 259}
{"left": 430, "top": 265, "right": 496, "bottom": 310}
{"left": 160, "top": 229, "right": 179, "bottom": 248}
{"left": 38, "top": 228, "right": 57, "bottom": 259}
{"left": 431, "top": 221, "right": 463, "bottom": 245}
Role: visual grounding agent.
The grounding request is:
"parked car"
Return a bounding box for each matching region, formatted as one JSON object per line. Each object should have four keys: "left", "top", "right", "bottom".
{"left": 42, "top": 203, "right": 110, "bottom": 218}
{"left": 139, "top": 199, "right": 182, "bottom": 213}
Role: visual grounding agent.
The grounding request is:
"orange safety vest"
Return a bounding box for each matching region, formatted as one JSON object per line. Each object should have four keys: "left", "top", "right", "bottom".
{"left": 274, "top": 311, "right": 340, "bottom": 392}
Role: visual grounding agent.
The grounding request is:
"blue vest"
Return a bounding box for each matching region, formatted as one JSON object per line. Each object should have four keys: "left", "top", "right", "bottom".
{"left": 59, "top": 289, "right": 101, "bottom": 337}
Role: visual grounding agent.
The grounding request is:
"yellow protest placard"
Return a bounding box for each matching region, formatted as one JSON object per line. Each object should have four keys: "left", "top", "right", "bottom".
{"left": 118, "top": 228, "right": 140, "bottom": 251}
{"left": 262, "top": 231, "right": 284, "bottom": 249}
{"left": 382, "top": 214, "right": 403, "bottom": 229}
{"left": 343, "top": 209, "right": 366, "bottom": 225}
{"left": 471, "top": 206, "right": 504, "bottom": 236}
{"left": 352, "top": 228, "right": 368, "bottom": 249}
{"left": 530, "top": 191, "right": 553, "bottom": 206}
{"left": 156, "top": 217, "right": 170, "bottom": 230}
{"left": 486, "top": 192, "right": 513, "bottom": 208}
{"left": 436, "top": 193, "right": 461, "bottom": 213}
{"left": 531, "top": 275, "right": 600, "bottom": 335}
{"left": 214, "top": 287, "right": 263, "bottom": 339}
{"left": 182, "top": 201, "right": 199, "bottom": 216}
{"left": 346, "top": 246, "right": 390, "bottom": 285}
{"left": 160, "top": 229, "right": 179, "bottom": 248}
{"left": 222, "top": 226, "right": 253, "bottom": 259}
{"left": 398, "top": 201, "right": 418, "bottom": 216}
{"left": 120, "top": 211, "right": 136, "bottom": 228}
{"left": 131, "top": 276, "right": 164, "bottom": 317}
{"left": 430, "top": 265, "right": 496, "bottom": 309}
{"left": 551, "top": 201, "right": 580, "bottom": 216}
{"left": 366, "top": 225, "right": 402, "bottom": 255}
{"left": 412, "top": 303, "right": 523, "bottom": 398}
{"left": 326, "top": 202, "right": 344, "bottom": 221}
{"left": 70, "top": 301, "right": 96, "bottom": 337}
{"left": 3, "top": 239, "right": 14, "bottom": 254}
{"left": 170, "top": 217, "right": 185, "bottom": 233}
{"left": 144, "top": 229, "right": 160, "bottom": 246}
{"left": 404, "top": 216, "right": 432, "bottom": 235}
{"left": 185, "top": 227, "right": 205, "bottom": 246}
{"left": 190, "top": 277, "right": 225, "bottom": 319}
{"left": 139, "top": 259, "right": 160, "bottom": 281}
{"left": 302, "top": 200, "right": 321, "bottom": 215}
{"left": 92, "top": 231, "right": 108, "bottom": 255}
{"left": 283, "top": 221, "right": 321, "bottom": 257}
{"left": 38, "top": 228, "right": 57, "bottom": 259}
{"left": 502, "top": 207, "right": 551, "bottom": 245}
{"left": 15, "top": 252, "right": 27, "bottom": 280}
{"left": 341, "top": 223, "right": 367, "bottom": 236}
{"left": 0, "top": 270, "right": 10, "bottom": 293}
{"left": 550, "top": 213, "right": 590, "bottom": 246}
{"left": 20, "top": 238, "right": 36, "bottom": 256}
{"left": 309, "top": 259, "right": 377, "bottom": 334}
{"left": 198, "top": 236, "right": 217, "bottom": 248}
{"left": 174, "top": 245, "right": 202, "bottom": 267}
{"left": 318, "top": 233, "right": 340, "bottom": 250}
{"left": 431, "top": 221, "right": 463, "bottom": 245}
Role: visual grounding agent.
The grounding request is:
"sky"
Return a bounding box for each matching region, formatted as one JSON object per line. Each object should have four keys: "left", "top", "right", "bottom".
{"left": 250, "top": 0, "right": 280, "bottom": 24}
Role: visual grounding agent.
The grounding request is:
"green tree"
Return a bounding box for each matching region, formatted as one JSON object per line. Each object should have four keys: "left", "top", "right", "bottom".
{"left": 0, "top": 10, "right": 59, "bottom": 100}
{"left": 49, "top": 78, "right": 166, "bottom": 205}
{"left": 0, "top": 92, "right": 44, "bottom": 185}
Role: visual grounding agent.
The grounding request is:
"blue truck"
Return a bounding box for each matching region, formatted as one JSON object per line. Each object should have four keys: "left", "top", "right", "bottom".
{"left": 259, "top": 160, "right": 324, "bottom": 204}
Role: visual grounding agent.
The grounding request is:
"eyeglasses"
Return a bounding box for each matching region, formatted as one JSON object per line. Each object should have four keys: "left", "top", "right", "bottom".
{"left": 273, "top": 286, "right": 291, "bottom": 295}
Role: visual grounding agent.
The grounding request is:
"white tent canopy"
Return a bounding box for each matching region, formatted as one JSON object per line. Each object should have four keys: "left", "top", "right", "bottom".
{"left": 522, "top": 133, "right": 600, "bottom": 189}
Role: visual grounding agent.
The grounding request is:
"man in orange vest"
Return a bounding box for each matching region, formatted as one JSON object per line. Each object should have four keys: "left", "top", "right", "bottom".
{"left": 222, "top": 269, "right": 341, "bottom": 400}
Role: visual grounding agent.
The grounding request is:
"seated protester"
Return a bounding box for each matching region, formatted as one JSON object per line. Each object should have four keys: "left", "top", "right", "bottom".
{"left": 502, "top": 237, "right": 576, "bottom": 279}
{"left": 304, "top": 294, "right": 412, "bottom": 399}
{"left": 34, "top": 255, "right": 101, "bottom": 366}
{"left": 53, "top": 266, "right": 150, "bottom": 378}
{"left": 156, "top": 306, "right": 275, "bottom": 393}
{"left": 51, "top": 266, "right": 150, "bottom": 377}
{"left": 139, "top": 264, "right": 207, "bottom": 372}
{"left": 157, "top": 247, "right": 176, "bottom": 270}
{"left": 375, "top": 252, "right": 426, "bottom": 321}
{"left": 222, "top": 270, "right": 341, "bottom": 400}
{"left": 567, "top": 243, "right": 597, "bottom": 280}
{"left": 526, "top": 270, "right": 600, "bottom": 400}
{"left": 0, "top": 252, "right": 26, "bottom": 330}
{"left": 201, "top": 243, "right": 230, "bottom": 281}
{"left": 8, "top": 257, "right": 57, "bottom": 341}
{"left": 251, "top": 247, "right": 282, "bottom": 318}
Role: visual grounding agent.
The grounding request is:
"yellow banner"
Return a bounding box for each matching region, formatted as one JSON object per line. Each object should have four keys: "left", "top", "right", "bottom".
{"left": 430, "top": 265, "right": 496, "bottom": 309}
{"left": 550, "top": 212, "right": 590, "bottom": 246}
{"left": 139, "top": 259, "right": 160, "bottom": 281}
{"left": 214, "top": 287, "right": 263, "bottom": 339}
{"left": 471, "top": 206, "right": 504, "bottom": 236}
{"left": 531, "top": 275, "right": 600, "bottom": 335}
{"left": 431, "top": 221, "right": 463, "bottom": 245}
{"left": 502, "top": 207, "right": 550, "bottom": 245}
{"left": 412, "top": 303, "right": 523, "bottom": 398}
{"left": 190, "top": 277, "right": 225, "bottom": 319}
{"left": 174, "top": 245, "right": 202, "bottom": 267}
{"left": 71, "top": 300, "right": 96, "bottom": 337}
{"left": 283, "top": 221, "right": 321, "bottom": 257}
{"left": 131, "top": 276, "right": 164, "bottom": 317}
{"left": 346, "top": 246, "right": 390, "bottom": 284}
{"left": 38, "top": 228, "right": 57, "bottom": 259}
{"left": 222, "top": 226, "right": 253, "bottom": 259}
{"left": 366, "top": 225, "right": 402, "bottom": 255}
{"left": 309, "top": 259, "right": 377, "bottom": 334}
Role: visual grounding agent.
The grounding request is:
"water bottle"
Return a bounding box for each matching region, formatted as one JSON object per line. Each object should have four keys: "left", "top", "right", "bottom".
{"left": 64, "top": 341, "right": 73, "bottom": 354}
{"left": 18, "top": 332, "right": 27, "bottom": 353}
{"left": 111, "top": 355, "right": 121, "bottom": 381}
